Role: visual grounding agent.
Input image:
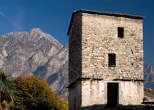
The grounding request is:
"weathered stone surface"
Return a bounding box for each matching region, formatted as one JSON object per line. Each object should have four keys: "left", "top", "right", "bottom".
{"left": 81, "top": 80, "right": 106, "bottom": 106}
{"left": 69, "top": 12, "right": 82, "bottom": 84}
{"left": 0, "top": 28, "right": 68, "bottom": 98}
{"left": 144, "top": 88, "right": 154, "bottom": 102}
{"left": 69, "top": 80, "right": 81, "bottom": 110}
{"left": 144, "top": 63, "right": 154, "bottom": 88}
{"left": 68, "top": 10, "right": 144, "bottom": 110}
{"left": 81, "top": 13, "right": 143, "bottom": 80}
{"left": 81, "top": 80, "right": 143, "bottom": 107}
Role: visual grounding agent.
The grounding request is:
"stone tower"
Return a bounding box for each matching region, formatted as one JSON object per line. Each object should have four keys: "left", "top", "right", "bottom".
{"left": 67, "top": 10, "right": 144, "bottom": 110}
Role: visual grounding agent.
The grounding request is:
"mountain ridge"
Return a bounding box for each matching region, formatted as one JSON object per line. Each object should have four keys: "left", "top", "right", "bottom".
{"left": 144, "top": 62, "right": 154, "bottom": 88}
{"left": 0, "top": 28, "right": 68, "bottom": 98}
{"left": 0, "top": 28, "right": 153, "bottom": 98}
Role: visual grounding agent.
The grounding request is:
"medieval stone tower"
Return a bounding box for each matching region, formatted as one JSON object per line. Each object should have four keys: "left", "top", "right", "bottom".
{"left": 68, "top": 10, "right": 144, "bottom": 110}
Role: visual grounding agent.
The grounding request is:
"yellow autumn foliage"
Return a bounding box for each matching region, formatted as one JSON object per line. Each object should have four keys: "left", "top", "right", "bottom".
{"left": 13, "top": 75, "right": 68, "bottom": 110}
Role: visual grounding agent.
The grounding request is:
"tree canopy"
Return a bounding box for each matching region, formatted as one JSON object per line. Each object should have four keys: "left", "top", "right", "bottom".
{"left": 0, "top": 70, "right": 15, "bottom": 110}
{"left": 13, "top": 75, "right": 68, "bottom": 110}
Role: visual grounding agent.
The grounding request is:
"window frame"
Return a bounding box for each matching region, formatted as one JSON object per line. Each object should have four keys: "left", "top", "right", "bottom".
{"left": 108, "top": 53, "right": 116, "bottom": 67}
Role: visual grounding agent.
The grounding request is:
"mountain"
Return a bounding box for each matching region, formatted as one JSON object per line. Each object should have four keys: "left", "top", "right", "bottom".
{"left": 144, "top": 62, "right": 154, "bottom": 88}
{"left": 144, "top": 88, "right": 154, "bottom": 102}
{"left": 0, "top": 28, "right": 68, "bottom": 98}
{"left": 0, "top": 28, "right": 154, "bottom": 99}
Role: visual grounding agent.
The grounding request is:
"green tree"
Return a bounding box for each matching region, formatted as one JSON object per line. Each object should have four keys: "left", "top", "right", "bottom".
{"left": 0, "top": 70, "right": 15, "bottom": 110}
{"left": 14, "top": 75, "right": 68, "bottom": 110}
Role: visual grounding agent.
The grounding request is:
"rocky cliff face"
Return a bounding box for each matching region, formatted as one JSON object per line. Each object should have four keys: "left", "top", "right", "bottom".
{"left": 144, "top": 62, "right": 154, "bottom": 88}
{"left": 0, "top": 28, "right": 153, "bottom": 98}
{"left": 0, "top": 28, "right": 68, "bottom": 97}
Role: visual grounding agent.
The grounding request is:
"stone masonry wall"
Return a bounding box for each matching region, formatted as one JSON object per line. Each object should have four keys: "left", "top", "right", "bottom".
{"left": 119, "top": 81, "right": 144, "bottom": 105}
{"left": 81, "top": 13, "right": 143, "bottom": 80}
{"left": 81, "top": 79, "right": 106, "bottom": 107}
{"left": 68, "top": 11, "right": 144, "bottom": 110}
{"left": 68, "top": 13, "right": 82, "bottom": 110}
{"left": 69, "top": 13, "right": 82, "bottom": 84}
{"left": 81, "top": 80, "right": 144, "bottom": 107}
{"left": 69, "top": 80, "right": 81, "bottom": 110}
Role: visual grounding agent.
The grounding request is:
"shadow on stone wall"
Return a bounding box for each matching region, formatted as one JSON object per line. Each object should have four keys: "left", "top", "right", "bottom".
{"left": 81, "top": 104, "right": 154, "bottom": 110}
{"left": 68, "top": 12, "right": 82, "bottom": 110}
{"left": 68, "top": 12, "right": 82, "bottom": 84}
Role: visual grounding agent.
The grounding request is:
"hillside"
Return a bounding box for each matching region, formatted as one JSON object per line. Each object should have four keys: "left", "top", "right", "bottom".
{"left": 144, "top": 62, "right": 154, "bottom": 88}
{"left": 0, "top": 28, "right": 68, "bottom": 97}
{"left": 0, "top": 28, "right": 153, "bottom": 98}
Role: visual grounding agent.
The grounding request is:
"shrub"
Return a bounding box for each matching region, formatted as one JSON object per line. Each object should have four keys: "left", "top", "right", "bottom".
{"left": 13, "top": 75, "right": 68, "bottom": 110}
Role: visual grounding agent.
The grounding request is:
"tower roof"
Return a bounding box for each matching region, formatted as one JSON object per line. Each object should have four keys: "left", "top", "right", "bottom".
{"left": 67, "top": 9, "right": 143, "bottom": 35}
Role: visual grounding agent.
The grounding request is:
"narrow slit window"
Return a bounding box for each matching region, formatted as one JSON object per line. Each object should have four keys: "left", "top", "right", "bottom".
{"left": 108, "top": 53, "right": 116, "bottom": 67}
{"left": 118, "top": 27, "right": 124, "bottom": 38}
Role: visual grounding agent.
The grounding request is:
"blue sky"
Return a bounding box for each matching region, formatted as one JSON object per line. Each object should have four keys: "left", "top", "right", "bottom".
{"left": 0, "top": 0, "right": 154, "bottom": 65}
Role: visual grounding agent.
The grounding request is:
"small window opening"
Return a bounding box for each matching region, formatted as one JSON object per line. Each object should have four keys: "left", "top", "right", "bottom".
{"left": 108, "top": 53, "right": 116, "bottom": 67}
{"left": 118, "top": 27, "right": 124, "bottom": 38}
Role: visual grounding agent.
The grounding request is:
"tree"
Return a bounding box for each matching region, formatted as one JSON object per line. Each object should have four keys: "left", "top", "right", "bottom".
{"left": 14, "top": 75, "right": 68, "bottom": 110}
{"left": 0, "top": 70, "right": 15, "bottom": 110}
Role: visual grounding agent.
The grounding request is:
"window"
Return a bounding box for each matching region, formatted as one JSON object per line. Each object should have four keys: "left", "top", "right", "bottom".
{"left": 118, "top": 27, "right": 124, "bottom": 38}
{"left": 108, "top": 53, "right": 116, "bottom": 67}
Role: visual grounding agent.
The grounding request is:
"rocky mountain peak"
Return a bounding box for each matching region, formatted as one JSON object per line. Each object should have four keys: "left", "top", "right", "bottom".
{"left": 31, "top": 28, "right": 43, "bottom": 33}
{"left": 0, "top": 29, "right": 68, "bottom": 98}
{"left": 0, "top": 28, "right": 154, "bottom": 99}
